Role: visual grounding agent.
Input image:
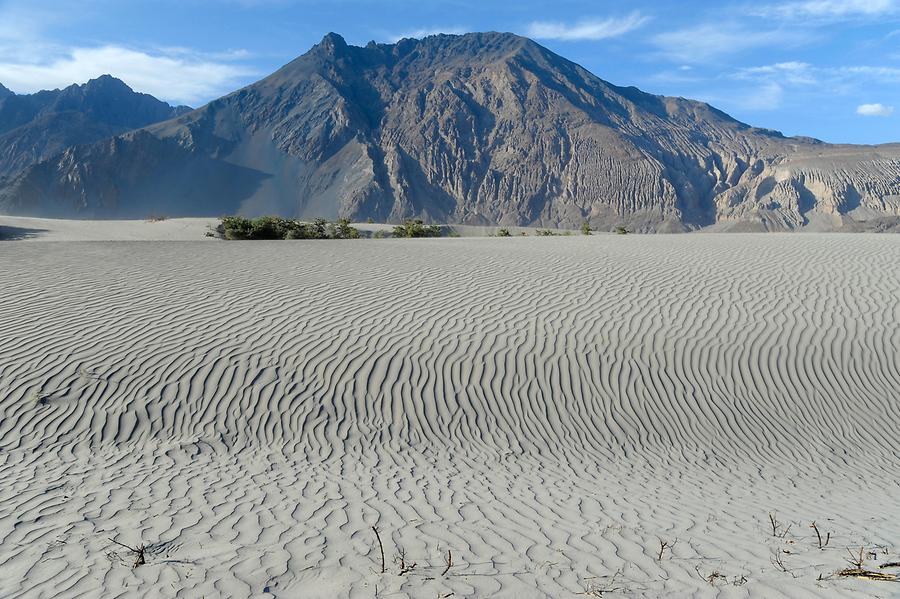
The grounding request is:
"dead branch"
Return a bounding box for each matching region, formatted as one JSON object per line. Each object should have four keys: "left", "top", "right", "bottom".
{"left": 372, "top": 527, "right": 385, "bottom": 574}
{"left": 694, "top": 565, "right": 727, "bottom": 586}
{"left": 397, "top": 548, "right": 417, "bottom": 575}
{"left": 845, "top": 547, "right": 866, "bottom": 570}
{"left": 809, "top": 521, "right": 830, "bottom": 549}
{"left": 657, "top": 538, "right": 677, "bottom": 561}
{"left": 769, "top": 513, "right": 779, "bottom": 537}
{"left": 838, "top": 568, "right": 897, "bottom": 582}
{"left": 442, "top": 549, "right": 453, "bottom": 576}
{"left": 771, "top": 550, "right": 791, "bottom": 574}
{"left": 107, "top": 537, "right": 146, "bottom": 569}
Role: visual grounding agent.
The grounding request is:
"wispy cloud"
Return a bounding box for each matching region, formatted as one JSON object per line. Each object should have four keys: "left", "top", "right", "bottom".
{"left": 857, "top": 102, "right": 895, "bottom": 116}
{"left": 387, "top": 26, "right": 469, "bottom": 43}
{"left": 749, "top": 0, "right": 898, "bottom": 19}
{"left": 653, "top": 23, "right": 813, "bottom": 64}
{"left": 526, "top": 12, "right": 649, "bottom": 41}
{"left": 734, "top": 62, "right": 818, "bottom": 85}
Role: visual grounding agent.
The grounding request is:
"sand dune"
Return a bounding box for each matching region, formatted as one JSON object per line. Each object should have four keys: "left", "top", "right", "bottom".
{"left": 1, "top": 233, "right": 899, "bottom": 598}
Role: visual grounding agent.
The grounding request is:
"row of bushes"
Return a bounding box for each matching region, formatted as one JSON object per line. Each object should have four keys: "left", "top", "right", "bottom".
{"left": 219, "top": 217, "right": 360, "bottom": 240}
{"left": 217, "top": 216, "right": 630, "bottom": 240}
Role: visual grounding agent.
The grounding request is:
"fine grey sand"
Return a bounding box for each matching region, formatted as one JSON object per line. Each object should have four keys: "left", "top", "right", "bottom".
{"left": 1, "top": 226, "right": 899, "bottom": 598}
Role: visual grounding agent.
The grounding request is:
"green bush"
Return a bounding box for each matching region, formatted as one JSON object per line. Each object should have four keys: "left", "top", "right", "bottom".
{"left": 535, "top": 229, "right": 557, "bottom": 236}
{"left": 219, "top": 216, "right": 361, "bottom": 240}
{"left": 581, "top": 221, "right": 592, "bottom": 236}
{"left": 392, "top": 220, "right": 442, "bottom": 238}
{"left": 220, "top": 216, "right": 254, "bottom": 240}
{"left": 496, "top": 228, "right": 511, "bottom": 237}
{"left": 614, "top": 225, "right": 631, "bottom": 235}
{"left": 328, "top": 218, "right": 360, "bottom": 239}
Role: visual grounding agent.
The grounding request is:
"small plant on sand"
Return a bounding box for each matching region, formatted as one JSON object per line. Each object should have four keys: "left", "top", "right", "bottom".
{"left": 771, "top": 549, "right": 796, "bottom": 576}
{"left": 536, "top": 229, "right": 557, "bottom": 236}
{"left": 496, "top": 228, "right": 511, "bottom": 237}
{"left": 581, "top": 221, "right": 592, "bottom": 235}
{"left": 767, "top": 512, "right": 792, "bottom": 538}
{"left": 837, "top": 546, "right": 897, "bottom": 581}
{"left": 396, "top": 548, "right": 417, "bottom": 575}
{"left": 108, "top": 538, "right": 148, "bottom": 569}
{"left": 810, "top": 521, "right": 831, "bottom": 549}
{"left": 614, "top": 225, "right": 630, "bottom": 235}
{"left": 657, "top": 538, "right": 677, "bottom": 560}
{"left": 579, "top": 570, "right": 628, "bottom": 596}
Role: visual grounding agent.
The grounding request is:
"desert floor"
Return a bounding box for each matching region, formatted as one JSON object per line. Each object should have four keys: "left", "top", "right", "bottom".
{"left": 1, "top": 221, "right": 899, "bottom": 598}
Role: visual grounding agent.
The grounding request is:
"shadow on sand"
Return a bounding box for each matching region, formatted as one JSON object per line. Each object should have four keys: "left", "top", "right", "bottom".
{"left": 0, "top": 225, "right": 48, "bottom": 240}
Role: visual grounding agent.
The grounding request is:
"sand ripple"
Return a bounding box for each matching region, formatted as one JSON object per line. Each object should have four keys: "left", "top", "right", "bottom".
{"left": 1, "top": 235, "right": 899, "bottom": 598}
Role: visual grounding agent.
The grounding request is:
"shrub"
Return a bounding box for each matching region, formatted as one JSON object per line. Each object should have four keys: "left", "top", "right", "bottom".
{"left": 536, "top": 229, "right": 557, "bottom": 236}
{"left": 581, "top": 221, "right": 592, "bottom": 235}
{"left": 328, "top": 218, "right": 361, "bottom": 239}
{"left": 373, "top": 230, "right": 389, "bottom": 239}
{"left": 496, "top": 228, "right": 511, "bottom": 237}
{"left": 614, "top": 225, "right": 631, "bottom": 235}
{"left": 392, "top": 220, "right": 442, "bottom": 238}
{"left": 221, "top": 216, "right": 254, "bottom": 240}
{"left": 250, "top": 216, "right": 290, "bottom": 240}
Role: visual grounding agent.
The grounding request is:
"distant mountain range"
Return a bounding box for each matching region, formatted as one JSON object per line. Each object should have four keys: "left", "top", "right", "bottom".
{"left": 0, "top": 76, "right": 188, "bottom": 181}
{"left": 1, "top": 32, "right": 899, "bottom": 231}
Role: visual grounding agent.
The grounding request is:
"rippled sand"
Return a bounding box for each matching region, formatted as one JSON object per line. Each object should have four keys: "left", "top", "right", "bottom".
{"left": 1, "top": 233, "right": 899, "bottom": 598}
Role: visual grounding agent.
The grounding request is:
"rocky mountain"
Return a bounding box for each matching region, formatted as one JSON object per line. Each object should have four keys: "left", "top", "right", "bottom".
{"left": 1, "top": 33, "right": 899, "bottom": 231}
{"left": 0, "top": 76, "right": 188, "bottom": 179}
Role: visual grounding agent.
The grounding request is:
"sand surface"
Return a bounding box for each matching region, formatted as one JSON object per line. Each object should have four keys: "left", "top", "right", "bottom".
{"left": 1, "top": 230, "right": 899, "bottom": 598}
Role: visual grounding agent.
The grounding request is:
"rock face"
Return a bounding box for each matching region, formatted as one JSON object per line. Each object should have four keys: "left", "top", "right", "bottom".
{"left": 0, "top": 76, "right": 188, "bottom": 179}
{"left": 1, "top": 33, "right": 899, "bottom": 230}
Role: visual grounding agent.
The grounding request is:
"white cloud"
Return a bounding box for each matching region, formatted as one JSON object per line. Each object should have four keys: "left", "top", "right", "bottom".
{"left": 388, "top": 26, "right": 469, "bottom": 43}
{"left": 653, "top": 24, "right": 810, "bottom": 63}
{"left": 526, "top": 12, "right": 649, "bottom": 41}
{"left": 857, "top": 103, "right": 895, "bottom": 116}
{"left": 735, "top": 62, "right": 817, "bottom": 85}
{"left": 751, "top": 0, "right": 897, "bottom": 18}
{"left": 0, "top": 45, "right": 256, "bottom": 106}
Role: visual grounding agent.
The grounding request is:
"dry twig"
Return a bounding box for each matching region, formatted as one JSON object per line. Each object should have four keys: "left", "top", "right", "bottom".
{"left": 372, "top": 527, "right": 385, "bottom": 574}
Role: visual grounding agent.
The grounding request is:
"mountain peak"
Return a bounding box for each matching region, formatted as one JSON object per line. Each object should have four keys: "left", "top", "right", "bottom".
{"left": 315, "top": 32, "right": 350, "bottom": 55}
{"left": 0, "top": 83, "right": 12, "bottom": 98}
{"left": 82, "top": 75, "right": 133, "bottom": 93}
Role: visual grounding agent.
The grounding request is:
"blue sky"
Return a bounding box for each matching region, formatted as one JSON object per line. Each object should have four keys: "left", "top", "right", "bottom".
{"left": 1, "top": 0, "right": 899, "bottom": 144}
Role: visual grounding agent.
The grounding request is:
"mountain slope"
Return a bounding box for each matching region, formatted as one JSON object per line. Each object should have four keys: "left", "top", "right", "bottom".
{"left": 1, "top": 33, "right": 899, "bottom": 230}
{"left": 0, "top": 76, "right": 189, "bottom": 179}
